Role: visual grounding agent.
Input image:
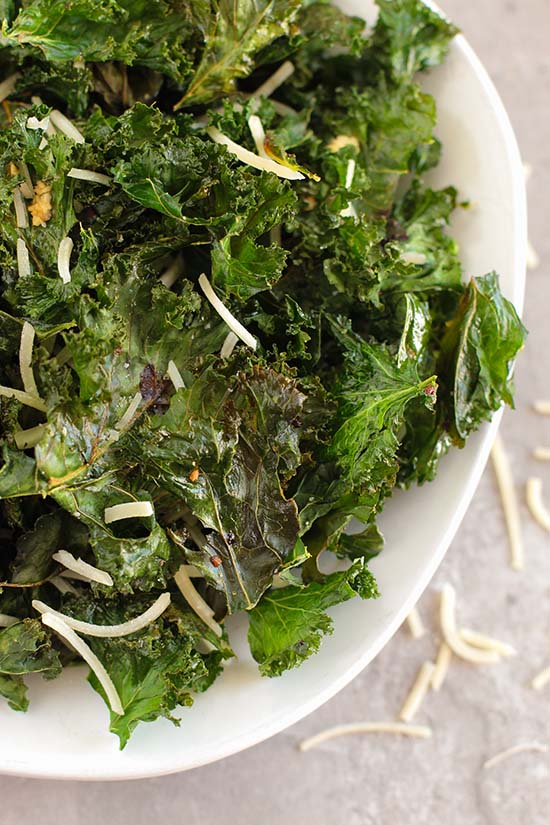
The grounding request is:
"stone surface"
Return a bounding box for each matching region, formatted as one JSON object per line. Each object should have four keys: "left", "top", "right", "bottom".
{"left": 2, "top": 1, "right": 549, "bottom": 822}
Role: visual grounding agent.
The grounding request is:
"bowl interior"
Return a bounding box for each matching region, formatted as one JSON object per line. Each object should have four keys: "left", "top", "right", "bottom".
{"left": 0, "top": 0, "right": 526, "bottom": 780}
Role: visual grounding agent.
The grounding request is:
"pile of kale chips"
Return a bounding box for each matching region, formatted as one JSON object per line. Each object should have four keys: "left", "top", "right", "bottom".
{"left": 0, "top": 0, "right": 525, "bottom": 746}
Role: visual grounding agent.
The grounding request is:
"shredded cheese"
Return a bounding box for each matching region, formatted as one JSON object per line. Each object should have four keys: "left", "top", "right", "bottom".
{"left": 59, "top": 570, "right": 92, "bottom": 583}
{"left": 159, "top": 256, "right": 184, "bottom": 288}
{"left": 253, "top": 60, "right": 295, "bottom": 100}
{"left": 174, "top": 564, "right": 222, "bottom": 637}
{"left": 484, "top": 742, "right": 549, "bottom": 770}
{"left": 179, "top": 563, "right": 203, "bottom": 578}
{"left": 270, "top": 99, "right": 296, "bottom": 117}
{"left": 57, "top": 236, "right": 73, "bottom": 284}
{"left": 13, "top": 187, "right": 28, "bottom": 228}
{"left": 491, "top": 433, "right": 524, "bottom": 570}
{"left": 16, "top": 238, "right": 31, "bottom": 278}
{"left": 533, "top": 447, "right": 550, "bottom": 461}
{"left": 0, "top": 385, "right": 47, "bottom": 412}
{"left": 198, "top": 273, "right": 258, "bottom": 351}
{"left": 299, "top": 722, "right": 432, "bottom": 752}
{"left": 0, "top": 72, "right": 20, "bottom": 104}
{"left": 18, "top": 162, "right": 34, "bottom": 199}
{"left": 32, "top": 593, "right": 170, "bottom": 637}
{"left": 52, "top": 550, "right": 113, "bottom": 587}
{"left": 340, "top": 159, "right": 358, "bottom": 219}
{"left": 534, "top": 400, "right": 550, "bottom": 415}
{"left": 207, "top": 126, "right": 304, "bottom": 180}
{"left": 41, "top": 612, "right": 123, "bottom": 715}
{"left": 49, "top": 109, "right": 85, "bottom": 144}
{"left": 526, "top": 477, "right": 550, "bottom": 531}
{"left": 405, "top": 606, "right": 425, "bottom": 639}
{"left": 0, "top": 613, "right": 19, "bottom": 628}
{"left": 104, "top": 501, "right": 154, "bottom": 524}
{"left": 18, "top": 321, "right": 39, "bottom": 397}
{"left": 431, "top": 642, "right": 452, "bottom": 691}
{"left": 167, "top": 360, "right": 185, "bottom": 391}
{"left": 402, "top": 251, "right": 428, "bottom": 265}
{"left": 327, "top": 134, "right": 360, "bottom": 153}
{"left": 459, "top": 628, "right": 516, "bottom": 657}
{"left": 14, "top": 423, "right": 47, "bottom": 450}
{"left": 439, "top": 584, "right": 499, "bottom": 664}
{"left": 531, "top": 665, "right": 550, "bottom": 691}
{"left": 220, "top": 331, "right": 239, "bottom": 359}
{"left": 527, "top": 240, "right": 540, "bottom": 270}
{"left": 247, "top": 114, "right": 269, "bottom": 158}
{"left": 398, "top": 661, "right": 435, "bottom": 722}
{"left": 114, "top": 392, "right": 142, "bottom": 431}
{"left": 49, "top": 575, "right": 79, "bottom": 596}
{"left": 67, "top": 167, "right": 111, "bottom": 185}
{"left": 26, "top": 114, "right": 51, "bottom": 132}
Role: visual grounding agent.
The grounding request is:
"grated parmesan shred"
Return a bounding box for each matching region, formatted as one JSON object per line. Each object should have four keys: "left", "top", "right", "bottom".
{"left": 299, "top": 722, "right": 432, "bottom": 752}
{"left": 491, "top": 433, "right": 524, "bottom": 570}
{"left": 14, "top": 424, "right": 46, "bottom": 450}
{"left": 220, "top": 331, "right": 239, "bottom": 359}
{"left": 533, "top": 400, "right": 550, "bottom": 415}
{"left": 526, "top": 477, "right": 550, "bottom": 531}
{"left": 115, "top": 392, "right": 142, "bottom": 431}
{"left": 104, "top": 501, "right": 154, "bottom": 524}
{"left": 459, "top": 628, "right": 516, "bottom": 658}
{"left": 484, "top": 742, "right": 549, "bottom": 770}
{"left": 49, "top": 576, "right": 79, "bottom": 596}
{"left": 253, "top": 60, "right": 295, "bottom": 100}
{"left": 402, "top": 251, "right": 428, "bottom": 265}
{"left": 0, "top": 385, "right": 47, "bottom": 412}
{"left": 16, "top": 238, "right": 31, "bottom": 278}
{"left": 13, "top": 187, "right": 28, "bottom": 228}
{"left": 398, "top": 661, "right": 435, "bottom": 722}
{"left": 18, "top": 162, "right": 34, "bottom": 199}
{"left": 340, "top": 159, "right": 358, "bottom": 219}
{"left": 52, "top": 550, "right": 113, "bottom": 587}
{"left": 0, "top": 613, "right": 19, "bottom": 628}
{"left": 531, "top": 665, "right": 550, "bottom": 691}
{"left": 405, "top": 606, "right": 425, "bottom": 639}
{"left": 0, "top": 72, "right": 20, "bottom": 104}
{"left": 57, "top": 236, "right": 73, "bottom": 284}
{"left": 159, "top": 255, "right": 184, "bottom": 288}
{"left": 67, "top": 168, "right": 111, "bottom": 185}
{"left": 41, "top": 612, "right": 123, "bottom": 715}
{"left": 19, "top": 321, "right": 39, "bottom": 397}
{"left": 167, "top": 360, "right": 185, "bottom": 391}
{"left": 199, "top": 273, "right": 258, "bottom": 351}
{"left": 439, "top": 584, "right": 500, "bottom": 664}
{"left": 207, "top": 126, "right": 304, "bottom": 181}
{"left": 49, "top": 109, "right": 85, "bottom": 144}
{"left": 247, "top": 114, "right": 269, "bottom": 158}
{"left": 32, "top": 593, "right": 170, "bottom": 638}
{"left": 174, "top": 564, "right": 222, "bottom": 637}
{"left": 533, "top": 447, "right": 550, "bottom": 461}
{"left": 431, "top": 642, "right": 452, "bottom": 691}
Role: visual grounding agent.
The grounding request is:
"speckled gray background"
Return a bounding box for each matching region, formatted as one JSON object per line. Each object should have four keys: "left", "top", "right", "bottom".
{"left": 2, "top": 1, "right": 549, "bottom": 822}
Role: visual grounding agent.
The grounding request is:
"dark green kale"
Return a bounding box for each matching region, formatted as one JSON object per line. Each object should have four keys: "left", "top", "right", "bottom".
{"left": 0, "top": 0, "right": 525, "bottom": 745}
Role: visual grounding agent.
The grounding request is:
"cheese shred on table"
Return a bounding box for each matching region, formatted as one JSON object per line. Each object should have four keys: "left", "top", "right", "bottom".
{"left": 491, "top": 433, "right": 524, "bottom": 570}
{"left": 398, "top": 661, "right": 435, "bottom": 722}
{"left": 299, "top": 722, "right": 432, "bottom": 752}
{"left": 439, "top": 584, "right": 500, "bottom": 664}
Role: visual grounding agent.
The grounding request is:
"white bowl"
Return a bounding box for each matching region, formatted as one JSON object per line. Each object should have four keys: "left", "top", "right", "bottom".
{"left": 0, "top": 0, "right": 526, "bottom": 780}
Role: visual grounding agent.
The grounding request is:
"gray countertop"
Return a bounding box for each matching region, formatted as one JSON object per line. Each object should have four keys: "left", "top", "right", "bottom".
{"left": 2, "top": 1, "right": 549, "bottom": 822}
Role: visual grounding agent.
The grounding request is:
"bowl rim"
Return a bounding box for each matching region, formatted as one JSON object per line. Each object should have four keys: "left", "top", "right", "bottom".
{"left": 0, "top": 24, "right": 526, "bottom": 783}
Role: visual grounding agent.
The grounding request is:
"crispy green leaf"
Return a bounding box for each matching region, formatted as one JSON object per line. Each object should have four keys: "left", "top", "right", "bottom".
{"left": 248, "top": 559, "right": 379, "bottom": 677}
